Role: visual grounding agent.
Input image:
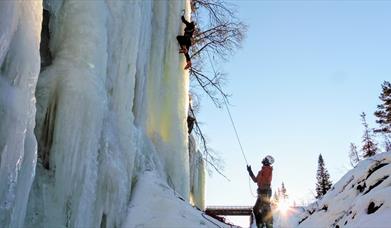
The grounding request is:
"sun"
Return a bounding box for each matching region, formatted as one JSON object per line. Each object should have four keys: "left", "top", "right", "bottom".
{"left": 277, "top": 200, "right": 290, "bottom": 214}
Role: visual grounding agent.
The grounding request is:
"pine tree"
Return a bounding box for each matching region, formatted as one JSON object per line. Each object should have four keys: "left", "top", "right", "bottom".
{"left": 280, "top": 182, "right": 288, "bottom": 200}
{"left": 272, "top": 190, "right": 280, "bottom": 204}
{"left": 315, "top": 154, "right": 332, "bottom": 199}
{"left": 374, "top": 81, "right": 391, "bottom": 134}
{"left": 360, "top": 112, "right": 378, "bottom": 158}
{"left": 349, "top": 143, "right": 360, "bottom": 167}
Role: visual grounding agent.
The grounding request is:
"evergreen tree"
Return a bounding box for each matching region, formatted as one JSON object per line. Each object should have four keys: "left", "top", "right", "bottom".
{"left": 374, "top": 81, "right": 391, "bottom": 134}
{"left": 272, "top": 190, "right": 280, "bottom": 204}
{"left": 315, "top": 154, "right": 332, "bottom": 199}
{"left": 360, "top": 112, "right": 378, "bottom": 158}
{"left": 349, "top": 143, "right": 360, "bottom": 167}
{"left": 280, "top": 182, "right": 288, "bottom": 200}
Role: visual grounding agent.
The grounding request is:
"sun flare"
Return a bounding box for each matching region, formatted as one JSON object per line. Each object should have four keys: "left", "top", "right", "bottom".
{"left": 277, "top": 200, "right": 290, "bottom": 214}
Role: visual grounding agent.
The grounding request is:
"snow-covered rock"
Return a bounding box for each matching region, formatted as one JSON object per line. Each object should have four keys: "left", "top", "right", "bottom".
{"left": 297, "top": 152, "right": 391, "bottom": 228}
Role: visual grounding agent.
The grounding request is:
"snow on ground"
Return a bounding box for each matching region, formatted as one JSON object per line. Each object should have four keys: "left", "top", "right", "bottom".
{"left": 274, "top": 206, "right": 304, "bottom": 228}
{"left": 294, "top": 152, "right": 391, "bottom": 228}
{"left": 124, "top": 171, "right": 231, "bottom": 228}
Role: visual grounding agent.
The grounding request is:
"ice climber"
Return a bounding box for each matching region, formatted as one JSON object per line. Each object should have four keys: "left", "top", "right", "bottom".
{"left": 177, "top": 15, "right": 195, "bottom": 70}
{"left": 247, "top": 155, "right": 274, "bottom": 228}
{"left": 187, "top": 114, "right": 196, "bottom": 134}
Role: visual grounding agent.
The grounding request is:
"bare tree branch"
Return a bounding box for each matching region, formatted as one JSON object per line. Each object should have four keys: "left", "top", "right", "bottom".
{"left": 188, "top": 0, "right": 246, "bottom": 106}
{"left": 189, "top": 105, "right": 230, "bottom": 181}
{"left": 185, "top": 0, "right": 246, "bottom": 179}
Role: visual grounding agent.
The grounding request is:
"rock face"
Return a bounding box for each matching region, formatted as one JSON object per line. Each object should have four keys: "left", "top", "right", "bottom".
{"left": 0, "top": 1, "right": 205, "bottom": 227}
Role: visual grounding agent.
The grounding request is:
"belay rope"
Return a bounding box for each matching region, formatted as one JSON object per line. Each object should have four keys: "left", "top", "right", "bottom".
{"left": 205, "top": 52, "right": 257, "bottom": 197}
{"left": 222, "top": 97, "right": 248, "bottom": 165}
{"left": 222, "top": 97, "right": 257, "bottom": 198}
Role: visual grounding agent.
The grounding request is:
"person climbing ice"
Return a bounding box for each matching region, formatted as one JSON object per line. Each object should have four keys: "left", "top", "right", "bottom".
{"left": 247, "top": 155, "right": 274, "bottom": 228}
{"left": 177, "top": 13, "right": 195, "bottom": 70}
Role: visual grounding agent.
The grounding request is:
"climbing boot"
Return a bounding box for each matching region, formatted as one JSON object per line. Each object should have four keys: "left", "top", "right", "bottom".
{"left": 179, "top": 47, "right": 188, "bottom": 53}
{"left": 184, "top": 60, "right": 192, "bottom": 70}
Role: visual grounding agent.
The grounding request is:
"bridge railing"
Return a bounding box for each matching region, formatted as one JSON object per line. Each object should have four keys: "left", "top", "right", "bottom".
{"left": 205, "top": 206, "right": 253, "bottom": 216}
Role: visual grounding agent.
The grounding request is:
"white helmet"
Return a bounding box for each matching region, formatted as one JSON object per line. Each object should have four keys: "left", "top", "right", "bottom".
{"left": 262, "top": 155, "right": 274, "bottom": 165}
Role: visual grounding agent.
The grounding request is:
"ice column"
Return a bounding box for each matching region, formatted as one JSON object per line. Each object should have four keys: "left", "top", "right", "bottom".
{"left": 135, "top": 0, "right": 191, "bottom": 198}
{"left": 33, "top": 0, "right": 108, "bottom": 227}
{"left": 0, "top": 1, "right": 42, "bottom": 227}
{"left": 189, "top": 135, "right": 206, "bottom": 209}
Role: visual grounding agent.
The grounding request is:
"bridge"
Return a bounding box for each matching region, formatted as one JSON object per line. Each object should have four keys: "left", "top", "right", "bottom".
{"left": 205, "top": 206, "right": 253, "bottom": 216}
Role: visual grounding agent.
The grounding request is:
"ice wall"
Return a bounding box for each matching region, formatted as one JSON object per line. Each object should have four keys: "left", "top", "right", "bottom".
{"left": 0, "top": 1, "right": 42, "bottom": 227}
{"left": 31, "top": 0, "right": 191, "bottom": 227}
{"left": 0, "top": 0, "right": 204, "bottom": 227}
{"left": 189, "top": 135, "right": 206, "bottom": 209}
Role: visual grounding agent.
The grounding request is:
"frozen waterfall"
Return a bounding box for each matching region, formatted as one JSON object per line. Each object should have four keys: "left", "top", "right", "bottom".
{"left": 0, "top": 1, "right": 42, "bottom": 227}
{"left": 0, "top": 0, "right": 206, "bottom": 227}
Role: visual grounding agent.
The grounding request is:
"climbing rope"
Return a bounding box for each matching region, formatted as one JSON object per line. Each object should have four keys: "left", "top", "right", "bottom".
{"left": 204, "top": 51, "right": 249, "bottom": 166}
{"left": 222, "top": 97, "right": 249, "bottom": 166}
{"left": 205, "top": 52, "right": 257, "bottom": 198}
{"left": 222, "top": 95, "right": 257, "bottom": 198}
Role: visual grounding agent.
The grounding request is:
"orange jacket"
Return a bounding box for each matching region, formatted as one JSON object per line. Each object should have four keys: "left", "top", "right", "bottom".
{"left": 254, "top": 165, "right": 273, "bottom": 189}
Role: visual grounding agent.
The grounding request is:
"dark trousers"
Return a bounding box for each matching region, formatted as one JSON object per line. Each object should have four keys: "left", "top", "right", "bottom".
{"left": 253, "top": 188, "right": 273, "bottom": 228}
{"left": 176, "top": 35, "right": 191, "bottom": 61}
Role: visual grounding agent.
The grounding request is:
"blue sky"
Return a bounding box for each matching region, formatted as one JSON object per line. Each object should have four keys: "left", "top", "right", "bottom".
{"left": 199, "top": 0, "right": 391, "bottom": 216}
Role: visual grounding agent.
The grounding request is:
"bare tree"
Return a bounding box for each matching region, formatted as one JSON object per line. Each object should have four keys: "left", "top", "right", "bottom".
{"left": 349, "top": 142, "right": 360, "bottom": 167}
{"left": 188, "top": 104, "right": 228, "bottom": 180}
{"left": 185, "top": 0, "right": 246, "bottom": 179}
{"left": 384, "top": 135, "right": 391, "bottom": 152}
{"left": 189, "top": 0, "right": 247, "bottom": 106}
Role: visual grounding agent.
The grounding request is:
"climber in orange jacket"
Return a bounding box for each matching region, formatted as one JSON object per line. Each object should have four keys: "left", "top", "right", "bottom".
{"left": 247, "top": 155, "right": 274, "bottom": 228}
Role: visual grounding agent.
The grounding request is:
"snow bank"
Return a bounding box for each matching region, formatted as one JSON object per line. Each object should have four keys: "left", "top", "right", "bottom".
{"left": 297, "top": 152, "right": 391, "bottom": 227}
{"left": 273, "top": 207, "right": 304, "bottom": 228}
{"left": 123, "top": 171, "right": 226, "bottom": 228}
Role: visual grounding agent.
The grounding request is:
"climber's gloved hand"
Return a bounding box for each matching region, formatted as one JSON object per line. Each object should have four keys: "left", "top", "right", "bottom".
{"left": 247, "top": 165, "right": 255, "bottom": 177}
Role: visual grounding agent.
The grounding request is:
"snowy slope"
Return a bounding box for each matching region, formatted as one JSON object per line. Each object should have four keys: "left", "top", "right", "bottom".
{"left": 124, "top": 171, "right": 228, "bottom": 228}
{"left": 296, "top": 152, "right": 391, "bottom": 228}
